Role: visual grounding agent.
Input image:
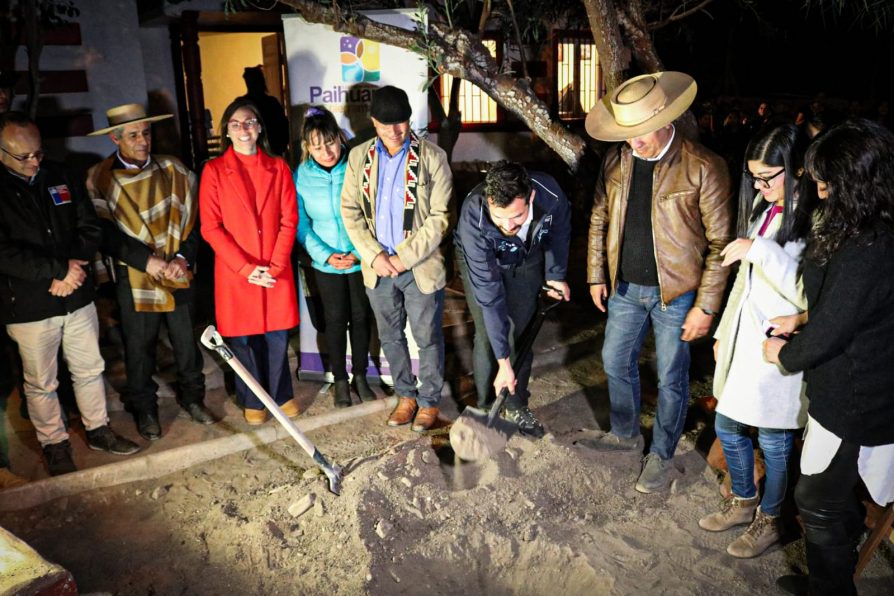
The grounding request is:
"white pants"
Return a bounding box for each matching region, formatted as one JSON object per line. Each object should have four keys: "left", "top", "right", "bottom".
{"left": 6, "top": 303, "right": 109, "bottom": 445}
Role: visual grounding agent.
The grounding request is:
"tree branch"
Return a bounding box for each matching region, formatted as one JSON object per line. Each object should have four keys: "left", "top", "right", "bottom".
{"left": 274, "top": 0, "right": 587, "bottom": 169}
{"left": 647, "top": 0, "right": 715, "bottom": 31}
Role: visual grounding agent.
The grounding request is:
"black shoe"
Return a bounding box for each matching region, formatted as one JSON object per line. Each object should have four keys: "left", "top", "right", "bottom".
{"left": 86, "top": 425, "right": 141, "bottom": 455}
{"left": 333, "top": 379, "right": 352, "bottom": 408}
{"left": 352, "top": 375, "right": 377, "bottom": 402}
{"left": 503, "top": 406, "right": 546, "bottom": 438}
{"left": 183, "top": 402, "right": 216, "bottom": 425}
{"left": 136, "top": 409, "right": 162, "bottom": 441}
{"left": 42, "top": 440, "right": 76, "bottom": 476}
{"left": 775, "top": 574, "right": 809, "bottom": 596}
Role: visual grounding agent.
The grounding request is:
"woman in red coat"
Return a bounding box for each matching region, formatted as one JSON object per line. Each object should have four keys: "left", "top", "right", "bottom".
{"left": 199, "top": 98, "right": 299, "bottom": 424}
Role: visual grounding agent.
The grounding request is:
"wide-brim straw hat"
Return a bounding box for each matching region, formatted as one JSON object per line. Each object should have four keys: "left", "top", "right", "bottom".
{"left": 585, "top": 71, "right": 697, "bottom": 142}
{"left": 87, "top": 103, "right": 173, "bottom": 136}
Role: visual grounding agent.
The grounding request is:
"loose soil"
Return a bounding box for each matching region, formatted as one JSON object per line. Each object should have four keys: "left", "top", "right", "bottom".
{"left": 1, "top": 321, "right": 892, "bottom": 594}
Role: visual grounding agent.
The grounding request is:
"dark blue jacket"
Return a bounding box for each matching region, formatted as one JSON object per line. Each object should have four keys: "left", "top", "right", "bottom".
{"left": 456, "top": 172, "right": 571, "bottom": 359}
{"left": 0, "top": 162, "right": 100, "bottom": 324}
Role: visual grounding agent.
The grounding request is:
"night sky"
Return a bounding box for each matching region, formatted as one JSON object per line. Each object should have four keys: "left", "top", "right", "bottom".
{"left": 652, "top": 0, "right": 894, "bottom": 104}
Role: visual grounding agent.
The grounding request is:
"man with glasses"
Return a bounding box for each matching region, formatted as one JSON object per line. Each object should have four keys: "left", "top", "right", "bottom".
{"left": 455, "top": 161, "right": 571, "bottom": 437}
{"left": 583, "top": 72, "right": 733, "bottom": 493}
{"left": 0, "top": 112, "right": 140, "bottom": 475}
{"left": 86, "top": 104, "right": 213, "bottom": 441}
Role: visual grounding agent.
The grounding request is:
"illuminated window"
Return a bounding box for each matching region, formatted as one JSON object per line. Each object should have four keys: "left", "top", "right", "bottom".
{"left": 556, "top": 33, "right": 602, "bottom": 119}
{"left": 439, "top": 39, "right": 499, "bottom": 124}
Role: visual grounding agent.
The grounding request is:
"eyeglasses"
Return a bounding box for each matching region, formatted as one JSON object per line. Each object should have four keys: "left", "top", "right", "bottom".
{"left": 227, "top": 118, "right": 259, "bottom": 132}
{"left": 744, "top": 167, "right": 784, "bottom": 189}
{"left": 0, "top": 145, "right": 44, "bottom": 163}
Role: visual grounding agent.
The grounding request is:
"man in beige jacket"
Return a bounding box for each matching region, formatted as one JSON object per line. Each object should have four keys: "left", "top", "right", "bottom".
{"left": 341, "top": 86, "right": 453, "bottom": 432}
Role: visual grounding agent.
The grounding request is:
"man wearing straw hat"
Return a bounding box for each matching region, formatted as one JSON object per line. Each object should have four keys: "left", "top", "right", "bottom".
{"left": 86, "top": 104, "right": 213, "bottom": 441}
{"left": 582, "top": 72, "right": 733, "bottom": 493}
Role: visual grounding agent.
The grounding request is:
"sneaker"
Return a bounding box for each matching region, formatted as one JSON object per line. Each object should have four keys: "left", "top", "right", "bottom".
{"left": 698, "top": 494, "right": 759, "bottom": 532}
{"left": 635, "top": 453, "right": 673, "bottom": 493}
{"left": 576, "top": 432, "right": 644, "bottom": 452}
{"left": 42, "top": 440, "right": 77, "bottom": 476}
{"left": 503, "top": 406, "right": 545, "bottom": 438}
{"left": 726, "top": 508, "right": 780, "bottom": 558}
{"left": 86, "top": 426, "right": 141, "bottom": 456}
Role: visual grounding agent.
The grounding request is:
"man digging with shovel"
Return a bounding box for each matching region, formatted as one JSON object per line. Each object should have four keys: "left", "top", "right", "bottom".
{"left": 455, "top": 161, "right": 571, "bottom": 445}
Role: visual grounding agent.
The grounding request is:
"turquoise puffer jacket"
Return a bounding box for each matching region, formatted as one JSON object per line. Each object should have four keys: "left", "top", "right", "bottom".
{"left": 294, "top": 153, "right": 360, "bottom": 274}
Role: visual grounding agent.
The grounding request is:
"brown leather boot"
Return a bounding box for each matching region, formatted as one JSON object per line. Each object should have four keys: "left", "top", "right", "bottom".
{"left": 387, "top": 397, "right": 417, "bottom": 427}
{"left": 412, "top": 407, "right": 439, "bottom": 432}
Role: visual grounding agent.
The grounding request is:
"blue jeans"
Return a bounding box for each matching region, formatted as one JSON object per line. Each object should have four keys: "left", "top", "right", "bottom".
{"left": 229, "top": 330, "right": 292, "bottom": 410}
{"left": 602, "top": 281, "right": 694, "bottom": 460}
{"left": 366, "top": 272, "right": 444, "bottom": 407}
{"left": 715, "top": 412, "right": 794, "bottom": 517}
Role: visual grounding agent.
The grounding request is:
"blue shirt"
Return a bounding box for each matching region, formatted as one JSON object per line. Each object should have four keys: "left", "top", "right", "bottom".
{"left": 374, "top": 137, "right": 409, "bottom": 254}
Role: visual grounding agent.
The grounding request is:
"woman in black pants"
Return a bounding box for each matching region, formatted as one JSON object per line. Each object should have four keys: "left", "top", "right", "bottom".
{"left": 294, "top": 107, "right": 374, "bottom": 407}
{"left": 763, "top": 119, "right": 894, "bottom": 595}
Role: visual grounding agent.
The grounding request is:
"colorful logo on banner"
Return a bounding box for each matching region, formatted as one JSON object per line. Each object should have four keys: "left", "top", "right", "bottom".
{"left": 340, "top": 36, "right": 380, "bottom": 83}
{"left": 48, "top": 185, "right": 71, "bottom": 206}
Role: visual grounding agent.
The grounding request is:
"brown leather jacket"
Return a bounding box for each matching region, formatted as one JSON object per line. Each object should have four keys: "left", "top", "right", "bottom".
{"left": 587, "top": 133, "right": 733, "bottom": 311}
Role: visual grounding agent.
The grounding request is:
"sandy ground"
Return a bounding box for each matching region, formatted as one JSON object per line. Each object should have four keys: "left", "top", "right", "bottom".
{"left": 1, "top": 322, "right": 892, "bottom": 595}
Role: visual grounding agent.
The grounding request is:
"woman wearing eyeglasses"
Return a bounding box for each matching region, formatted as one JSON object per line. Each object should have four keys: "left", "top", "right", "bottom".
{"left": 199, "top": 98, "right": 299, "bottom": 425}
{"left": 294, "top": 106, "right": 374, "bottom": 408}
{"left": 699, "top": 124, "right": 812, "bottom": 558}
{"left": 764, "top": 119, "right": 894, "bottom": 595}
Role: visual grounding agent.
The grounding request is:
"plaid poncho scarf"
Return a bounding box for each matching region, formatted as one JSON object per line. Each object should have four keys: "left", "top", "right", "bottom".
{"left": 87, "top": 154, "right": 196, "bottom": 312}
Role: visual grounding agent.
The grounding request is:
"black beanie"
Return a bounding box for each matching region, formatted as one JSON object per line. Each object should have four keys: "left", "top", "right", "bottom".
{"left": 369, "top": 85, "right": 411, "bottom": 124}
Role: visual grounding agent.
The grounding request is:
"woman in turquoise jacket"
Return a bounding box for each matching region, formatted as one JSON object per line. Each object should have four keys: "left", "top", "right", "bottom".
{"left": 294, "top": 106, "right": 374, "bottom": 407}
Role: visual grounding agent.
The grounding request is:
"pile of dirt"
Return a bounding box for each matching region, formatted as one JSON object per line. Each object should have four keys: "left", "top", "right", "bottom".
{"left": 1, "top": 340, "right": 892, "bottom": 594}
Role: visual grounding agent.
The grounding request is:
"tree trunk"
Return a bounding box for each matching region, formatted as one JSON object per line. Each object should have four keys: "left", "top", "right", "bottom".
{"left": 617, "top": 0, "right": 663, "bottom": 73}
{"left": 580, "top": 0, "right": 628, "bottom": 93}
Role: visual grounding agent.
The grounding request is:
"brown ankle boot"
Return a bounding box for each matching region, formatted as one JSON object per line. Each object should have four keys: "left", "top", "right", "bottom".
{"left": 387, "top": 397, "right": 417, "bottom": 426}
{"left": 699, "top": 495, "right": 759, "bottom": 532}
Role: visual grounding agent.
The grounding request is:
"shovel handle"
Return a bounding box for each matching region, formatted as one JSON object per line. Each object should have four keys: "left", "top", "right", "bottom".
{"left": 486, "top": 387, "right": 511, "bottom": 427}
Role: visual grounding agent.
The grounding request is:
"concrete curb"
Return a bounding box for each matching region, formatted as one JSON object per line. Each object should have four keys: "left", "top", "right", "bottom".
{"left": 0, "top": 397, "right": 397, "bottom": 512}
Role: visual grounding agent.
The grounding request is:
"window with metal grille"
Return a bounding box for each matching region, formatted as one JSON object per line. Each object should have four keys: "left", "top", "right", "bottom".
{"left": 555, "top": 33, "right": 602, "bottom": 119}
{"left": 439, "top": 39, "right": 499, "bottom": 124}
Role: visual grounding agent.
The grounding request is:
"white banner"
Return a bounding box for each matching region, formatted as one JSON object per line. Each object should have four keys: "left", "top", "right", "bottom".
{"left": 283, "top": 10, "right": 428, "bottom": 381}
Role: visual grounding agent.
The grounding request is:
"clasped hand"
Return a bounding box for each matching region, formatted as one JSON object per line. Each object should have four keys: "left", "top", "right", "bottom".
{"left": 247, "top": 265, "right": 276, "bottom": 288}
{"left": 49, "top": 259, "right": 88, "bottom": 297}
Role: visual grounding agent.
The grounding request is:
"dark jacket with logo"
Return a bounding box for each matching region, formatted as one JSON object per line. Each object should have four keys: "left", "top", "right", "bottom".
{"left": 456, "top": 172, "right": 571, "bottom": 359}
{"left": 0, "top": 161, "right": 100, "bottom": 324}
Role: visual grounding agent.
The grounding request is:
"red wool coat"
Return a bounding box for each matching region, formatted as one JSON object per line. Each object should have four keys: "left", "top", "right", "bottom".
{"left": 199, "top": 147, "right": 299, "bottom": 337}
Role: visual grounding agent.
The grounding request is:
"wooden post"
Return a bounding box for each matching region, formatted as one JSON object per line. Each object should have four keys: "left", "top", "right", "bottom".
{"left": 180, "top": 11, "right": 208, "bottom": 169}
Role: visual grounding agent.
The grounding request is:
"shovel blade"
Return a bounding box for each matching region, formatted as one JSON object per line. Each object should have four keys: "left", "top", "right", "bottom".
{"left": 449, "top": 407, "right": 516, "bottom": 462}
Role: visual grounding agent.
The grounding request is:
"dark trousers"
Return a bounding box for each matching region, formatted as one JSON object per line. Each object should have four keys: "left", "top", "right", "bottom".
{"left": 116, "top": 272, "right": 205, "bottom": 413}
{"left": 795, "top": 440, "right": 863, "bottom": 596}
{"left": 456, "top": 244, "right": 543, "bottom": 410}
{"left": 229, "top": 330, "right": 292, "bottom": 410}
{"left": 312, "top": 269, "right": 371, "bottom": 380}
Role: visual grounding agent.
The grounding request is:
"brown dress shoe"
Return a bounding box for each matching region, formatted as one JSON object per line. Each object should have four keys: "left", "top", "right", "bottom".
{"left": 412, "top": 407, "right": 439, "bottom": 432}
{"left": 387, "top": 397, "right": 417, "bottom": 427}
{"left": 244, "top": 408, "right": 268, "bottom": 425}
{"left": 279, "top": 398, "right": 300, "bottom": 418}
